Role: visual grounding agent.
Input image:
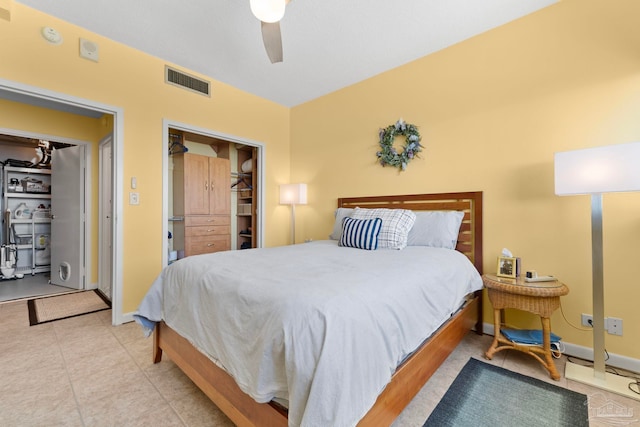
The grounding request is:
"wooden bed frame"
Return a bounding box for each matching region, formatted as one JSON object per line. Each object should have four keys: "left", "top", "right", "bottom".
{"left": 153, "top": 191, "right": 484, "bottom": 426}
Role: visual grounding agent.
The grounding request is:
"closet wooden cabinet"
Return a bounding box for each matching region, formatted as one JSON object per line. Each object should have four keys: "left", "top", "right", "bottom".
{"left": 173, "top": 153, "right": 231, "bottom": 256}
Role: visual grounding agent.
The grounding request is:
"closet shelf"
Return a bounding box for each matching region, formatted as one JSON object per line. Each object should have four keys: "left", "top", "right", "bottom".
{"left": 235, "top": 146, "right": 256, "bottom": 250}
{"left": 5, "top": 193, "right": 51, "bottom": 199}
{"left": 11, "top": 218, "right": 51, "bottom": 224}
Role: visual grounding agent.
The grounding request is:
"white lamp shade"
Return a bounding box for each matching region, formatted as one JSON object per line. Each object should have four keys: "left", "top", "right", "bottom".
{"left": 280, "top": 183, "right": 307, "bottom": 205}
{"left": 555, "top": 142, "right": 640, "bottom": 195}
{"left": 250, "top": 0, "right": 286, "bottom": 23}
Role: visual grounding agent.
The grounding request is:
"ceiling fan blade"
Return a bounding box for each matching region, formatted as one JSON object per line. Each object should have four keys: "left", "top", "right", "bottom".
{"left": 261, "top": 21, "right": 283, "bottom": 64}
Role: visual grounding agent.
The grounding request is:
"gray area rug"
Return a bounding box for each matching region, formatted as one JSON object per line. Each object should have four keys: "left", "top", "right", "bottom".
{"left": 424, "top": 358, "right": 588, "bottom": 427}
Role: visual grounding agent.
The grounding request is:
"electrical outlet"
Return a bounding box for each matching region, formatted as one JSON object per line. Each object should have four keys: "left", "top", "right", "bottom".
{"left": 581, "top": 314, "right": 623, "bottom": 336}
{"left": 607, "top": 317, "right": 623, "bottom": 336}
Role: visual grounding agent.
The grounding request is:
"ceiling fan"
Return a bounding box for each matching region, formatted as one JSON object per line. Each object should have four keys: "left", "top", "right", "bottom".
{"left": 250, "top": 0, "right": 291, "bottom": 63}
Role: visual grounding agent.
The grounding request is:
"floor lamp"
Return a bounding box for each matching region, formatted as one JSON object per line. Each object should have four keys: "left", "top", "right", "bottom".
{"left": 279, "top": 183, "right": 307, "bottom": 245}
{"left": 555, "top": 141, "right": 640, "bottom": 400}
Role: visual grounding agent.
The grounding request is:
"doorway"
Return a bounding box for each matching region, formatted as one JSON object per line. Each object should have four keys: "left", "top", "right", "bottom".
{"left": 0, "top": 78, "right": 124, "bottom": 324}
{"left": 98, "top": 136, "right": 113, "bottom": 300}
{"left": 163, "top": 119, "right": 265, "bottom": 265}
{"left": 0, "top": 132, "right": 90, "bottom": 302}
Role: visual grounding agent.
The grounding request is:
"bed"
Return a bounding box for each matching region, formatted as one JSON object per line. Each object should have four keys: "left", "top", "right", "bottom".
{"left": 137, "top": 191, "right": 484, "bottom": 427}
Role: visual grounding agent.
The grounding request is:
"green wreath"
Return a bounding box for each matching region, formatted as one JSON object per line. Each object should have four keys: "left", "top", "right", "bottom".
{"left": 376, "top": 119, "right": 423, "bottom": 171}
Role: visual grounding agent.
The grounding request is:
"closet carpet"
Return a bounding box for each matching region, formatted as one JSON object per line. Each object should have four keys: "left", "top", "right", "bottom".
{"left": 0, "top": 299, "right": 637, "bottom": 426}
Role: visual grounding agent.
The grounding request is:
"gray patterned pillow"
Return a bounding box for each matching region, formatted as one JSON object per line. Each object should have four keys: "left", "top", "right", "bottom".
{"left": 350, "top": 207, "right": 416, "bottom": 250}
{"left": 407, "top": 211, "right": 464, "bottom": 249}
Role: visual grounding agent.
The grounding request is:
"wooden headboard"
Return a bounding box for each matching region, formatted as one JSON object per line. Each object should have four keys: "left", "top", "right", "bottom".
{"left": 338, "top": 192, "right": 483, "bottom": 274}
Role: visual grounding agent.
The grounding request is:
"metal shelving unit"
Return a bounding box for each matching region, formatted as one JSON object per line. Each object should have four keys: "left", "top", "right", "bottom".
{"left": 2, "top": 166, "right": 52, "bottom": 275}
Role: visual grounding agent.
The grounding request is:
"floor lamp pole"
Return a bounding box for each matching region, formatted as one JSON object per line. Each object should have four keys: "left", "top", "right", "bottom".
{"left": 564, "top": 192, "right": 639, "bottom": 400}
{"left": 290, "top": 203, "right": 296, "bottom": 245}
{"left": 591, "top": 194, "right": 606, "bottom": 380}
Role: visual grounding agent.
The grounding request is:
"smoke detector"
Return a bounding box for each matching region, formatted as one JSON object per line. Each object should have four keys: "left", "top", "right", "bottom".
{"left": 41, "top": 27, "right": 63, "bottom": 45}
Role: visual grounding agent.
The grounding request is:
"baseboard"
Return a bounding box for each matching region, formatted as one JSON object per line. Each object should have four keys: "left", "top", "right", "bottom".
{"left": 561, "top": 342, "right": 640, "bottom": 375}
{"left": 119, "top": 311, "right": 135, "bottom": 324}
{"left": 482, "top": 322, "right": 640, "bottom": 374}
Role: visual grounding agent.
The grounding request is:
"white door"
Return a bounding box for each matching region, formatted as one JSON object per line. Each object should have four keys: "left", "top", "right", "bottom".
{"left": 51, "top": 145, "right": 85, "bottom": 289}
{"left": 99, "top": 137, "right": 113, "bottom": 300}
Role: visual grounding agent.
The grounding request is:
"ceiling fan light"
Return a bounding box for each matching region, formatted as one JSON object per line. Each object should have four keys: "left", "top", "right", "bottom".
{"left": 250, "top": 0, "right": 286, "bottom": 23}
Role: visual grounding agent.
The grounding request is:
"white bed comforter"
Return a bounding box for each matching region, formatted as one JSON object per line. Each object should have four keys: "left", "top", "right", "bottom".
{"left": 135, "top": 240, "right": 482, "bottom": 427}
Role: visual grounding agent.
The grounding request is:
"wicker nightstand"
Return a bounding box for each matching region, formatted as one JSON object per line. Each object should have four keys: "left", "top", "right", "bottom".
{"left": 483, "top": 274, "right": 569, "bottom": 380}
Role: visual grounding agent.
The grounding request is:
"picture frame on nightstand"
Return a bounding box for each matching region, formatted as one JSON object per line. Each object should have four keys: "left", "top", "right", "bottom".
{"left": 497, "top": 256, "right": 517, "bottom": 278}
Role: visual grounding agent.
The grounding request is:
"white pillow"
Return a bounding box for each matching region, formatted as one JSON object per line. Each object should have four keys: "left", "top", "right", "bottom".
{"left": 350, "top": 207, "right": 416, "bottom": 250}
{"left": 407, "top": 211, "right": 464, "bottom": 249}
{"left": 329, "top": 208, "right": 354, "bottom": 240}
{"left": 339, "top": 217, "right": 383, "bottom": 250}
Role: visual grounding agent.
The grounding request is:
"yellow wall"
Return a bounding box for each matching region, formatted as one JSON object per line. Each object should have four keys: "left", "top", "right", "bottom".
{"left": 0, "top": 4, "right": 291, "bottom": 312}
{"left": 291, "top": 0, "right": 640, "bottom": 359}
{"left": 0, "top": 99, "right": 104, "bottom": 284}
{"left": 3, "top": 0, "right": 640, "bottom": 360}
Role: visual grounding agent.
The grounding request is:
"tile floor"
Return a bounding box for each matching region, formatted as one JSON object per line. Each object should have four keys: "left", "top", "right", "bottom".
{"left": 0, "top": 273, "right": 69, "bottom": 303}
{"left": 0, "top": 301, "right": 638, "bottom": 426}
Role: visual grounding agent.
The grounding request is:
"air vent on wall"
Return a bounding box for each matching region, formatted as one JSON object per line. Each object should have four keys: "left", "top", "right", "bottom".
{"left": 165, "top": 66, "right": 211, "bottom": 97}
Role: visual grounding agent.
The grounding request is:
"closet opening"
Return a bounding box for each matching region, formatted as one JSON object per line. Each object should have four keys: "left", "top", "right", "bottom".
{"left": 165, "top": 125, "right": 263, "bottom": 265}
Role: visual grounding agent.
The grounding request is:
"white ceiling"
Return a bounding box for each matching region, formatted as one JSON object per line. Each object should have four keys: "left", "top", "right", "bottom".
{"left": 17, "top": 0, "right": 557, "bottom": 107}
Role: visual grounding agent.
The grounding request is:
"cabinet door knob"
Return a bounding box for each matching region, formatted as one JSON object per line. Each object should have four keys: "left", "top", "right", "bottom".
{"left": 204, "top": 181, "right": 208, "bottom": 190}
{"left": 207, "top": 243, "right": 215, "bottom": 247}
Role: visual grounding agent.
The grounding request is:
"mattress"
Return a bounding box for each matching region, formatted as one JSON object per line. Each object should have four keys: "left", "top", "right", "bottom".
{"left": 135, "top": 240, "right": 483, "bottom": 427}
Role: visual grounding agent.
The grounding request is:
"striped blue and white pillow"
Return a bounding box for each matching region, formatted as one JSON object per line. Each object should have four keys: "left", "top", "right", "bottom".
{"left": 339, "top": 217, "right": 383, "bottom": 250}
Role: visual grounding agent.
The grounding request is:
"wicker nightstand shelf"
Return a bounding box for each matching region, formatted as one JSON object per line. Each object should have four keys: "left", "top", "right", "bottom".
{"left": 483, "top": 274, "right": 569, "bottom": 380}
